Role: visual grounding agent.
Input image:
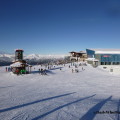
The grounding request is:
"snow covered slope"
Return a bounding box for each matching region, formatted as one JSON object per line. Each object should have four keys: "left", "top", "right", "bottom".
{"left": 0, "top": 62, "right": 120, "bottom": 120}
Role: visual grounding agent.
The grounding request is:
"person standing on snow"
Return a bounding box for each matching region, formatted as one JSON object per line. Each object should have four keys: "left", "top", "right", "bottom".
{"left": 41, "top": 68, "right": 43, "bottom": 75}
{"left": 6, "top": 67, "right": 8, "bottom": 72}
{"left": 82, "top": 67, "right": 85, "bottom": 71}
{"left": 38, "top": 69, "right": 40, "bottom": 74}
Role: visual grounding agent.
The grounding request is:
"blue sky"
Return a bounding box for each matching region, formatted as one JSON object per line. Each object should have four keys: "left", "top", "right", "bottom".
{"left": 0, "top": 0, "right": 120, "bottom": 54}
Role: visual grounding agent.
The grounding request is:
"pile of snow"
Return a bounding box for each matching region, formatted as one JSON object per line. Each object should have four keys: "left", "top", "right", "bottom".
{"left": 10, "top": 61, "right": 22, "bottom": 67}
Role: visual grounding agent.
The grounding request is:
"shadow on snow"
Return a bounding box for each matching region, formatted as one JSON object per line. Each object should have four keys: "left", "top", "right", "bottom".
{"left": 49, "top": 67, "right": 63, "bottom": 70}
{"left": 117, "top": 99, "right": 120, "bottom": 120}
{"left": 31, "top": 70, "right": 55, "bottom": 75}
{"left": 32, "top": 94, "right": 96, "bottom": 120}
{"left": 31, "top": 67, "right": 63, "bottom": 75}
{"left": 79, "top": 96, "right": 112, "bottom": 120}
{"left": 0, "top": 86, "right": 13, "bottom": 89}
{"left": 0, "top": 92, "right": 75, "bottom": 113}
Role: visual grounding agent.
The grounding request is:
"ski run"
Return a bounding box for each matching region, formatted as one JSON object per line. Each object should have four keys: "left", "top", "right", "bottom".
{"left": 0, "top": 62, "right": 120, "bottom": 120}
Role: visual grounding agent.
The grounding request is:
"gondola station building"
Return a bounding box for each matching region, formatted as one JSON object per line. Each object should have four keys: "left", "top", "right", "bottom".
{"left": 86, "top": 49, "right": 120, "bottom": 67}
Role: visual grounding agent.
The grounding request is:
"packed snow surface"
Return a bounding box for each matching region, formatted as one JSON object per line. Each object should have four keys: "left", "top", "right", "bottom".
{"left": 0, "top": 62, "right": 120, "bottom": 120}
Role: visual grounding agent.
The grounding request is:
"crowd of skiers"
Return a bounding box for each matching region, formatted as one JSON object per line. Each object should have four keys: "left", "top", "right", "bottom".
{"left": 38, "top": 68, "right": 47, "bottom": 75}
{"left": 5, "top": 62, "right": 87, "bottom": 75}
{"left": 70, "top": 62, "right": 87, "bottom": 73}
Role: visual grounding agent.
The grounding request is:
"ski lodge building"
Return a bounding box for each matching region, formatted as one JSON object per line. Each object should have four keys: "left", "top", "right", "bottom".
{"left": 86, "top": 49, "right": 120, "bottom": 67}
{"left": 69, "top": 51, "right": 87, "bottom": 62}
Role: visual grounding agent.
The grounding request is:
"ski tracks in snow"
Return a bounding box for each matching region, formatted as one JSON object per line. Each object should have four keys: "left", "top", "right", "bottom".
{"left": 10, "top": 112, "right": 29, "bottom": 120}
{"left": 31, "top": 95, "right": 119, "bottom": 120}
{"left": 0, "top": 93, "right": 119, "bottom": 120}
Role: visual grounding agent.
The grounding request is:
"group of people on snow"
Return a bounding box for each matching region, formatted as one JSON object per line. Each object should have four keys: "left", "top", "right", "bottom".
{"left": 6, "top": 67, "right": 12, "bottom": 72}
{"left": 38, "top": 68, "right": 47, "bottom": 75}
{"left": 5, "top": 61, "right": 87, "bottom": 75}
{"left": 70, "top": 62, "right": 86, "bottom": 73}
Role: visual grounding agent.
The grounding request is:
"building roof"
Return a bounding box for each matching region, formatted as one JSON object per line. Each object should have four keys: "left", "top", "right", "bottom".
{"left": 69, "top": 51, "right": 76, "bottom": 53}
{"left": 86, "top": 58, "right": 99, "bottom": 61}
{"left": 69, "top": 51, "right": 86, "bottom": 54}
{"left": 10, "top": 61, "right": 29, "bottom": 67}
{"left": 87, "top": 49, "right": 120, "bottom": 51}
{"left": 79, "top": 51, "right": 86, "bottom": 54}
{"left": 15, "top": 49, "right": 24, "bottom": 52}
{"left": 87, "top": 49, "right": 120, "bottom": 54}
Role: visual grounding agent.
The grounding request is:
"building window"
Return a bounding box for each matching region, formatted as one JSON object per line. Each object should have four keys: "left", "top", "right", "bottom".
{"left": 113, "top": 62, "right": 116, "bottom": 65}
{"left": 101, "top": 62, "right": 104, "bottom": 65}
{"left": 105, "top": 62, "right": 107, "bottom": 65}
{"left": 117, "top": 62, "right": 119, "bottom": 65}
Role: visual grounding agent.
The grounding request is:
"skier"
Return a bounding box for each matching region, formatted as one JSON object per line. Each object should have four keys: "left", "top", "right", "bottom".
{"left": 75, "top": 69, "right": 79, "bottom": 73}
{"left": 44, "top": 69, "right": 47, "bottom": 75}
{"left": 41, "top": 68, "right": 43, "bottom": 75}
{"left": 20, "top": 69, "right": 23, "bottom": 74}
{"left": 8, "top": 67, "right": 11, "bottom": 72}
{"left": 38, "top": 69, "right": 40, "bottom": 74}
{"left": 72, "top": 69, "right": 74, "bottom": 73}
{"left": 82, "top": 67, "right": 85, "bottom": 71}
{"left": 75, "top": 65, "right": 77, "bottom": 68}
{"left": 16, "top": 69, "right": 20, "bottom": 75}
{"left": 6, "top": 67, "right": 7, "bottom": 72}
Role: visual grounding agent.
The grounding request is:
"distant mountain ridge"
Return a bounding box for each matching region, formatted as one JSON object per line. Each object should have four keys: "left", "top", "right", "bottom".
{"left": 0, "top": 52, "right": 69, "bottom": 66}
